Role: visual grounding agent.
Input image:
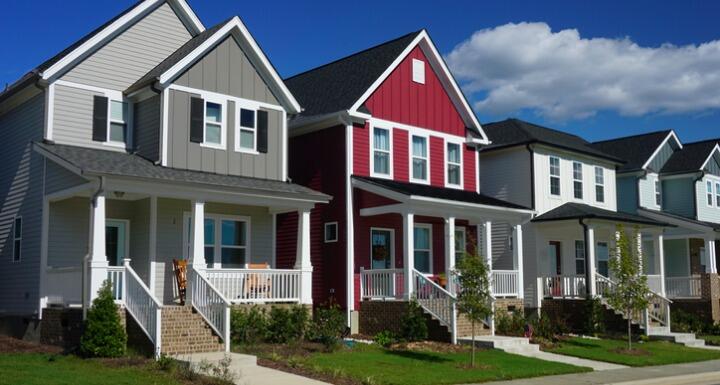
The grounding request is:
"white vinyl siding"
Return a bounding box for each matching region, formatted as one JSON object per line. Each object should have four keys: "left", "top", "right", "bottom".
{"left": 697, "top": 175, "right": 720, "bottom": 223}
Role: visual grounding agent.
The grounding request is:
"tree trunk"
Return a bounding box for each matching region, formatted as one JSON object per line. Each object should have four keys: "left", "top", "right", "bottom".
{"left": 471, "top": 320, "right": 476, "bottom": 368}
{"left": 627, "top": 310, "right": 632, "bottom": 350}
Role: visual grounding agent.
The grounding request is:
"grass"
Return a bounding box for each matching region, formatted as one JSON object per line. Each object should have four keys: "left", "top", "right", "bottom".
{"left": 546, "top": 337, "right": 720, "bottom": 367}
{"left": 699, "top": 335, "right": 720, "bottom": 346}
{"left": 298, "top": 344, "right": 588, "bottom": 385}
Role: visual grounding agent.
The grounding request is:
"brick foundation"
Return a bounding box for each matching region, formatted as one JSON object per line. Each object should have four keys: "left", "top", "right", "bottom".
{"left": 495, "top": 298, "right": 524, "bottom": 315}
{"left": 541, "top": 299, "right": 640, "bottom": 334}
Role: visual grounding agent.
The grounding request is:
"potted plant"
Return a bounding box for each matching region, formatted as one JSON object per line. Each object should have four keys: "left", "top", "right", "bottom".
{"left": 438, "top": 273, "right": 448, "bottom": 288}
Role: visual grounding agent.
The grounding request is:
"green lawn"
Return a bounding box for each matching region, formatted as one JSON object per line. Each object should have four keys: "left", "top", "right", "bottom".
{"left": 300, "top": 344, "right": 589, "bottom": 385}
{"left": 546, "top": 337, "right": 720, "bottom": 367}
{"left": 0, "top": 354, "right": 181, "bottom": 385}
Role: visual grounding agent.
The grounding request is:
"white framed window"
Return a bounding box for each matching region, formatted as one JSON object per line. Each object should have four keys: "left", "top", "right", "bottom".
{"left": 573, "top": 161, "right": 583, "bottom": 199}
{"left": 108, "top": 100, "right": 128, "bottom": 145}
{"left": 414, "top": 224, "right": 433, "bottom": 274}
{"left": 410, "top": 134, "right": 429, "bottom": 184}
{"left": 235, "top": 107, "right": 257, "bottom": 153}
{"left": 707, "top": 180, "right": 714, "bottom": 207}
{"left": 412, "top": 59, "right": 425, "bottom": 84}
{"left": 183, "top": 213, "right": 250, "bottom": 268}
{"left": 202, "top": 98, "right": 226, "bottom": 149}
{"left": 371, "top": 126, "right": 392, "bottom": 178}
{"left": 596, "top": 242, "right": 609, "bottom": 277}
{"left": 324, "top": 222, "right": 338, "bottom": 243}
{"left": 595, "top": 167, "right": 605, "bottom": 203}
{"left": 575, "top": 240, "right": 585, "bottom": 275}
{"left": 370, "top": 228, "right": 394, "bottom": 269}
{"left": 549, "top": 156, "right": 561, "bottom": 196}
{"left": 655, "top": 180, "right": 662, "bottom": 207}
{"left": 446, "top": 141, "right": 463, "bottom": 188}
{"left": 12, "top": 216, "right": 21, "bottom": 262}
{"left": 455, "top": 227, "right": 466, "bottom": 264}
{"left": 716, "top": 182, "right": 720, "bottom": 207}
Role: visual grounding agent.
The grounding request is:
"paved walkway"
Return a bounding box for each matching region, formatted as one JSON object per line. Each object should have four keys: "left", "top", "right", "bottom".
{"left": 473, "top": 359, "right": 720, "bottom": 385}
{"left": 518, "top": 350, "right": 626, "bottom": 371}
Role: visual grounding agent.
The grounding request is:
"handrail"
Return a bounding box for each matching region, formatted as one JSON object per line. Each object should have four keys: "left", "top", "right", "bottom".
{"left": 492, "top": 270, "right": 519, "bottom": 297}
{"left": 594, "top": 273, "right": 671, "bottom": 328}
{"left": 205, "top": 268, "right": 301, "bottom": 303}
{"left": 190, "top": 269, "right": 231, "bottom": 352}
{"left": 122, "top": 261, "right": 162, "bottom": 357}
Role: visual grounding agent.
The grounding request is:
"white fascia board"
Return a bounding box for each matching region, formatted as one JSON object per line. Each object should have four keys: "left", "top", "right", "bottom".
{"left": 641, "top": 130, "right": 683, "bottom": 170}
{"left": 699, "top": 144, "right": 720, "bottom": 171}
{"left": 32, "top": 143, "right": 85, "bottom": 176}
{"left": 158, "top": 17, "right": 301, "bottom": 114}
{"left": 169, "top": 0, "right": 205, "bottom": 34}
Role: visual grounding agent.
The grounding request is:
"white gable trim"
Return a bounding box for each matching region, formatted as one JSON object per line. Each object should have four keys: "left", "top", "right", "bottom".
{"left": 641, "top": 130, "right": 683, "bottom": 170}
{"left": 700, "top": 144, "right": 720, "bottom": 172}
{"left": 41, "top": 0, "right": 204, "bottom": 81}
{"left": 348, "top": 30, "right": 488, "bottom": 144}
{"left": 157, "top": 17, "right": 301, "bottom": 114}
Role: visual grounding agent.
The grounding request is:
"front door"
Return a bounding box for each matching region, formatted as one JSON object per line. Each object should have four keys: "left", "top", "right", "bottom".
{"left": 548, "top": 241, "right": 562, "bottom": 276}
{"left": 371, "top": 229, "right": 393, "bottom": 269}
{"left": 106, "top": 220, "right": 128, "bottom": 266}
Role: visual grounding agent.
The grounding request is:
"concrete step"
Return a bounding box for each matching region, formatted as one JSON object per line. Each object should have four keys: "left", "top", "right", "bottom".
{"left": 649, "top": 332, "right": 706, "bottom": 348}
{"left": 457, "top": 336, "right": 533, "bottom": 350}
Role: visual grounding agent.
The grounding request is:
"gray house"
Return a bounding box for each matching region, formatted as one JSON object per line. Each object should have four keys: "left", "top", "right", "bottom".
{"left": 0, "top": 0, "right": 328, "bottom": 355}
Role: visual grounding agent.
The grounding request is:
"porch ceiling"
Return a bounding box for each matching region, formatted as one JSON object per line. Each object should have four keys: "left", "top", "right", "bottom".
{"left": 532, "top": 202, "right": 672, "bottom": 228}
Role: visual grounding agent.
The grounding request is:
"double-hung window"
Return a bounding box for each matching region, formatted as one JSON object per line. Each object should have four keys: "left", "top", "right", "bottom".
{"left": 596, "top": 242, "right": 609, "bottom": 277}
{"left": 455, "top": 227, "right": 466, "bottom": 264}
{"left": 220, "top": 219, "right": 248, "bottom": 267}
{"left": 573, "top": 162, "right": 583, "bottom": 199}
{"left": 204, "top": 100, "right": 224, "bottom": 148}
{"left": 549, "top": 156, "right": 561, "bottom": 196}
{"left": 716, "top": 182, "right": 720, "bottom": 207}
{"left": 414, "top": 224, "right": 432, "bottom": 274}
{"left": 655, "top": 180, "right": 662, "bottom": 207}
{"left": 446, "top": 142, "right": 462, "bottom": 188}
{"left": 372, "top": 127, "right": 391, "bottom": 177}
{"left": 410, "top": 135, "right": 428, "bottom": 183}
{"left": 109, "top": 100, "right": 128, "bottom": 144}
{"left": 12, "top": 217, "right": 21, "bottom": 262}
{"left": 324, "top": 222, "right": 338, "bottom": 243}
{"left": 707, "top": 181, "right": 714, "bottom": 206}
{"left": 237, "top": 108, "right": 256, "bottom": 152}
{"left": 575, "top": 240, "right": 585, "bottom": 275}
{"left": 595, "top": 167, "right": 605, "bottom": 203}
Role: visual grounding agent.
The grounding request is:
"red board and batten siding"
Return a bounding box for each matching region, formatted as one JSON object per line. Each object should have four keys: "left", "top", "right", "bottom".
{"left": 393, "top": 129, "right": 409, "bottom": 182}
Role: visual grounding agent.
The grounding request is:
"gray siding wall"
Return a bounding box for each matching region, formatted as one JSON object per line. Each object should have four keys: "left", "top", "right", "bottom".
{"left": 490, "top": 222, "right": 514, "bottom": 270}
{"left": 704, "top": 155, "right": 720, "bottom": 176}
{"left": 134, "top": 95, "right": 161, "bottom": 161}
{"left": 697, "top": 175, "right": 720, "bottom": 223}
{"left": 647, "top": 142, "right": 675, "bottom": 172}
{"left": 616, "top": 176, "right": 639, "bottom": 213}
{"left": 167, "top": 90, "right": 283, "bottom": 179}
{"left": 479, "top": 148, "right": 533, "bottom": 208}
{"left": 0, "top": 93, "right": 45, "bottom": 315}
{"left": 60, "top": 2, "right": 192, "bottom": 90}
{"left": 53, "top": 84, "right": 122, "bottom": 151}
{"left": 44, "top": 161, "right": 88, "bottom": 195}
{"left": 663, "top": 177, "right": 696, "bottom": 218}
{"left": 173, "top": 36, "right": 279, "bottom": 105}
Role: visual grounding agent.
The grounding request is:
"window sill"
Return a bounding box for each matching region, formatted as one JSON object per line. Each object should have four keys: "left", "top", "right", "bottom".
{"left": 370, "top": 172, "right": 394, "bottom": 180}
{"left": 200, "top": 142, "right": 226, "bottom": 150}
{"left": 444, "top": 183, "right": 463, "bottom": 190}
{"left": 409, "top": 178, "right": 431, "bottom": 185}
{"left": 235, "top": 147, "right": 260, "bottom": 155}
{"left": 103, "top": 141, "right": 129, "bottom": 150}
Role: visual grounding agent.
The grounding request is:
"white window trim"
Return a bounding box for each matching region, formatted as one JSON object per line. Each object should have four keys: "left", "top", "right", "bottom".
{"left": 445, "top": 140, "right": 463, "bottom": 189}
{"left": 370, "top": 227, "right": 395, "bottom": 269}
{"left": 572, "top": 161, "right": 583, "bottom": 200}
{"left": 654, "top": 179, "right": 662, "bottom": 207}
{"left": 455, "top": 226, "right": 466, "bottom": 261}
{"left": 234, "top": 103, "right": 260, "bottom": 155}
{"left": 595, "top": 166, "right": 606, "bottom": 203}
{"left": 105, "top": 99, "right": 132, "bottom": 148}
{"left": 715, "top": 181, "right": 720, "bottom": 208}
{"left": 412, "top": 58, "right": 425, "bottom": 84}
{"left": 324, "top": 222, "right": 338, "bottom": 243}
{"left": 409, "top": 132, "right": 430, "bottom": 184}
{"left": 183, "top": 212, "right": 251, "bottom": 268}
{"left": 201, "top": 96, "right": 227, "bottom": 150}
{"left": 414, "top": 223, "right": 433, "bottom": 275}
{"left": 549, "top": 156, "right": 561, "bottom": 197}
{"left": 706, "top": 180, "right": 714, "bottom": 208}
{"left": 12, "top": 216, "right": 22, "bottom": 263}
{"left": 370, "top": 124, "right": 393, "bottom": 179}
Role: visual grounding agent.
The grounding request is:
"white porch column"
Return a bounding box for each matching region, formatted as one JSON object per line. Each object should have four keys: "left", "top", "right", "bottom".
{"left": 295, "top": 209, "right": 313, "bottom": 304}
{"left": 403, "top": 212, "right": 415, "bottom": 299}
{"left": 483, "top": 221, "right": 494, "bottom": 335}
{"left": 88, "top": 193, "right": 108, "bottom": 303}
{"left": 190, "top": 200, "right": 207, "bottom": 271}
{"left": 586, "top": 225, "right": 597, "bottom": 297}
{"left": 445, "top": 217, "right": 456, "bottom": 294}
{"left": 656, "top": 232, "right": 666, "bottom": 296}
{"left": 705, "top": 236, "right": 717, "bottom": 274}
{"left": 513, "top": 223, "right": 524, "bottom": 299}
{"left": 148, "top": 196, "right": 157, "bottom": 293}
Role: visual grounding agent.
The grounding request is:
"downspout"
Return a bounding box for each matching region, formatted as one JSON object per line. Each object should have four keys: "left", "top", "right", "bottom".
{"left": 526, "top": 144, "right": 535, "bottom": 210}
{"left": 692, "top": 171, "right": 705, "bottom": 220}
{"left": 83, "top": 176, "right": 105, "bottom": 319}
{"left": 579, "top": 218, "right": 591, "bottom": 298}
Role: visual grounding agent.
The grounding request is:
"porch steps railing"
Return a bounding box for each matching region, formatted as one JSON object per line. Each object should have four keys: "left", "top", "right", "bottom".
{"left": 107, "top": 266, "right": 125, "bottom": 302}
{"left": 190, "top": 269, "right": 231, "bottom": 352}
{"left": 119, "top": 260, "right": 163, "bottom": 357}
{"left": 595, "top": 274, "right": 672, "bottom": 330}
{"left": 205, "top": 268, "right": 301, "bottom": 303}
{"left": 665, "top": 276, "right": 702, "bottom": 298}
{"left": 413, "top": 269, "right": 458, "bottom": 344}
{"left": 359, "top": 268, "right": 403, "bottom": 299}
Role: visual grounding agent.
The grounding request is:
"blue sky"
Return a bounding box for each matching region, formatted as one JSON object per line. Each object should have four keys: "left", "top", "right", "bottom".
{"left": 2, "top": 0, "right": 719, "bottom": 143}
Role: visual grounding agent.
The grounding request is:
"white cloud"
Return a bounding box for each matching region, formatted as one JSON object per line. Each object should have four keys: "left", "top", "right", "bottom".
{"left": 445, "top": 22, "right": 720, "bottom": 120}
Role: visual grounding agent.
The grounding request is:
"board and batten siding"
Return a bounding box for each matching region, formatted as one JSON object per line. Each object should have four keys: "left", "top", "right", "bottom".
{"left": 662, "top": 177, "right": 695, "bottom": 219}
{"left": 647, "top": 142, "right": 676, "bottom": 173}
{"left": 0, "top": 93, "right": 45, "bottom": 315}
{"left": 696, "top": 175, "right": 720, "bottom": 223}
{"left": 59, "top": 2, "right": 192, "bottom": 90}
{"left": 134, "top": 95, "right": 161, "bottom": 162}
{"left": 479, "top": 147, "right": 533, "bottom": 208}
{"left": 167, "top": 90, "right": 283, "bottom": 179}
{"left": 638, "top": 173, "right": 661, "bottom": 211}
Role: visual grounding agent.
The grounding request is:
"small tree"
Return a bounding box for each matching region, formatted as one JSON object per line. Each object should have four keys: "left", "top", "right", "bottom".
{"left": 607, "top": 225, "right": 649, "bottom": 350}
{"left": 80, "top": 280, "right": 127, "bottom": 357}
{"left": 455, "top": 244, "right": 493, "bottom": 368}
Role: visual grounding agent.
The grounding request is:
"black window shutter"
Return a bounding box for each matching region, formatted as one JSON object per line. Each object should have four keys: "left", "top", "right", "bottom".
{"left": 190, "top": 97, "right": 205, "bottom": 143}
{"left": 92, "top": 96, "right": 108, "bottom": 142}
{"left": 257, "top": 110, "right": 268, "bottom": 153}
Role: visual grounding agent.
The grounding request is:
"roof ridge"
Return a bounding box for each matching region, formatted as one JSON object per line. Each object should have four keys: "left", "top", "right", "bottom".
{"left": 507, "top": 118, "right": 591, "bottom": 144}
{"left": 683, "top": 137, "right": 720, "bottom": 146}
{"left": 591, "top": 129, "right": 672, "bottom": 145}
{"left": 284, "top": 30, "right": 423, "bottom": 81}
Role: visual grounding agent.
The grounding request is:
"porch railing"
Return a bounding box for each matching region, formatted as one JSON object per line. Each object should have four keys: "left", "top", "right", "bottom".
{"left": 595, "top": 273, "right": 671, "bottom": 328}
{"left": 645, "top": 274, "right": 663, "bottom": 294}
{"left": 413, "top": 269, "right": 457, "bottom": 344}
{"left": 665, "top": 276, "right": 702, "bottom": 298}
{"left": 190, "top": 269, "right": 230, "bottom": 352}
{"left": 359, "top": 268, "right": 404, "bottom": 299}
{"left": 539, "top": 276, "right": 587, "bottom": 298}
{"left": 492, "top": 270, "right": 519, "bottom": 297}
{"left": 107, "top": 266, "right": 125, "bottom": 302}
{"left": 122, "top": 261, "right": 163, "bottom": 357}
{"left": 205, "top": 268, "right": 301, "bottom": 303}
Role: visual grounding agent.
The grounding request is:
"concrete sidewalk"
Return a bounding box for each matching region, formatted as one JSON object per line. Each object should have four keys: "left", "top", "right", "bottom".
{"left": 473, "top": 359, "right": 720, "bottom": 385}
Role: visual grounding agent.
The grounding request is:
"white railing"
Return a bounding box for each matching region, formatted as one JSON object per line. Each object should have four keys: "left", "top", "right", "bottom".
{"left": 122, "top": 260, "right": 163, "bottom": 357}
{"left": 645, "top": 274, "right": 663, "bottom": 294}
{"left": 205, "top": 268, "right": 301, "bottom": 303}
{"left": 665, "top": 276, "right": 702, "bottom": 298}
{"left": 413, "top": 269, "right": 457, "bottom": 343}
{"left": 595, "top": 274, "right": 614, "bottom": 297}
{"left": 190, "top": 269, "right": 230, "bottom": 352}
{"left": 360, "top": 268, "right": 403, "bottom": 299}
{"left": 107, "top": 266, "right": 125, "bottom": 302}
{"left": 492, "top": 270, "right": 519, "bottom": 297}
{"left": 595, "top": 273, "right": 671, "bottom": 328}
{"left": 539, "top": 276, "right": 587, "bottom": 298}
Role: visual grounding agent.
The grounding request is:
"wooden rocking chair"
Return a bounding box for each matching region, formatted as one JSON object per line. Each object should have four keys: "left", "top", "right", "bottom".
{"left": 244, "top": 262, "right": 271, "bottom": 299}
{"left": 173, "top": 259, "right": 187, "bottom": 305}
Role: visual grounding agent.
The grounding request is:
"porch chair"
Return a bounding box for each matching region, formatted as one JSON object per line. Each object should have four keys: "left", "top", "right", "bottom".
{"left": 244, "top": 262, "right": 271, "bottom": 299}
{"left": 173, "top": 259, "right": 187, "bottom": 305}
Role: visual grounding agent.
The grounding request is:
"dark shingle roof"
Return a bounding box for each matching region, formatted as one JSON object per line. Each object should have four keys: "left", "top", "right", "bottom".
{"left": 590, "top": 130, "right": 673, "bottom": 173}
{"left": 352, "top": 176, "right": 530, "bottom": 210}
{"left": 660, "top": 139, "right": 720, "bottom": 175}
{"left": 284, "top": 31, "right": 422, "bottom": 117}
{"left": 532, "top": 203, "right": 669, "bottom": 227}
{"left": 126, "top": 17, "right": 232, "bottom": 94}
{"left": 481, "top": 119, "right": 624, "bottom": 163}
{"left": 35, "top": 142, "right": 329, "bottom": 201}
{"left": 638, "top": 208, "right": 720, "bottom": 231}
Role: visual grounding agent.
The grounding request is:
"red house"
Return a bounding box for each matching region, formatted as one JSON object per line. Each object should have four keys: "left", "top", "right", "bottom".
{"left": 285, "top": 30, "right": 533, "bottom": 341}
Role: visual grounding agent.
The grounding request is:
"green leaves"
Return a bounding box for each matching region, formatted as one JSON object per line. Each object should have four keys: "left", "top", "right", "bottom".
{"left": 80, "top": 280, "right": 127, "bottom": 358}
{"left": 456, "top": 250, "right": 493, "bottom": 324}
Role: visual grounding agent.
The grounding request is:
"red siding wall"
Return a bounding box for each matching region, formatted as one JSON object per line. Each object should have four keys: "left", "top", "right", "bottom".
{"left": 394, "top": 129, "right": 409, "bottom": 182}
{"left": 464, "top": 145, "right": 477, "bottom": 192}
{"left": 429, "top": 136, "right": 444, "bottom": 187}
{"left": 353, "top": 123, "right": 370, "bottom": 176}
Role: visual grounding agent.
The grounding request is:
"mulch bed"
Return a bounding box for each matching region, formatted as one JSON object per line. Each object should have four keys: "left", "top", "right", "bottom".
{"left": 391, "top": 340, "right": 470, "bottom": 353}
{"left": 0, "top": 335, "right": 63, "bottom": 354}
{"left": 258, "top": 357, "right": 359, "bottom": 385}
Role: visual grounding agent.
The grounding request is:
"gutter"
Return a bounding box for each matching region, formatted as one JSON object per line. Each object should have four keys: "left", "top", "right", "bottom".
{"left": 526, "top": 144, "right": 536, "bottom": 210}
{"left": 579, "top": 218, "right": 592, "bottom": 298}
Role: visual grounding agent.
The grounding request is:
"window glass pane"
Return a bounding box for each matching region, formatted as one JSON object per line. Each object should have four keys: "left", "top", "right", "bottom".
{"left": 109, "top": 122, "right": 126, "bottom": 142}
{"left": 110, "top": 100, "right": 127, "bottom": 121}
{"left": 374, "top": 152, "right": 389, "bottom": 174}
{"left": 455, "top": 229, "right": 466, "bottom": 263}
{"left": 575, "top": 240, "right": 585, "bottom": 275}
{"left": 551, "top": 177, "right": 560, "bottom": 195}
{"left": 573, "top": 162, "right": 582, "bottom": 180}
{"left": 221, "top": 220, "right": 246, "bottom": 246}
{"left": 412, "top": 158, "right": 427, "bottom": 180}
{"left": 574, "top": 181, "right": 583, "bottom": 199}
{"left": 716, "top": 183, "right": 720, "bottom": 206}
{"left": 448, "top": 165, "right": 460, "bottom": 185}
{"left": 240, "top": 129, "right": 254, "bottom": 149}
{"left": 447, "top": 143, "right": 461, "bottom": 163}
{"left": 373, "top": 128, "right": 389, "bottom": 151}
{"left": 596, "top": 242, "right": 609, "bottom": 277}
{"left": 221, "top": 248, "right": 246, "bottom": 267}
{"left": 414, "top": 227, "right": 430, "bottom": 249}
{"left": 325, "top": 223, "right": 337, "bottom": 242}
{"left": 204, "top": 246, "right": 214, "bottom": 265}
{"left": 204, "top": 219, "right": 214, "bottom": 245}
{"left": 596, "top": 185, "right": 605, "bottom": 202}
{"left": 14, "top": 218, "right": 21, "bottom": 238}
{"left": 205, "top": 123, "right": 221, "bottom": 144}
{"left": 240, "top": 109, "right": 255, "bottom": 128}
{"left": 550, "top": 157, "right": 560, "bottom": 176}
{"left": 412, "top": 136, "right": 427, "bottom": 157}
{"left": 206, "top": 102, "right": 222, "bottom": 123}
{"left": 594, "top": 167, "right": 604, "bottom": 184}
{"left": 414, "top": 250, "right": 431, "bottom": 273}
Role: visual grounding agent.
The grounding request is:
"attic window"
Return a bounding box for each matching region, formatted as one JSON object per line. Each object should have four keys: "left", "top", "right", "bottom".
{"left": 412, "top": 59, "right": 425, "bottom": 84}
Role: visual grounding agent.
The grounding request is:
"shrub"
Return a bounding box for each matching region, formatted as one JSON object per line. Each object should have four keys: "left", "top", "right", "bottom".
{"left": 266, "top": 305, "right": 309, "bottom": 343}
{"left": 80, "top": 280, "right": 127, "bottom": 357}
{"left": 309, "top": 301, "right": 347, "bottom": 350}
{"left": 528, "top": 312, "right": 558, "bottom": 340}
{"left": 400, "top": 300, "right": 428, "bottom": 342}
{"left": 494, "top": 310, "right": 526, "bottom": 337}
{"left": 671, "top": 309, "right": 715, "bottom": 334}
{"left": 230, "top": 306, "right": 268, "bottom": 345}
{"left": 582, "top": 297, "right": 605, "bottom": 336}
{"left": 374, "top": 330, "right": 396, "bottom": 348}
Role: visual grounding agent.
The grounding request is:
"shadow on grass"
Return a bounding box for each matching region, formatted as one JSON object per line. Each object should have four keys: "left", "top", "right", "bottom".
{"left": 558, "top": 339, "right": 604, "bottom": 349}
{"left": 384, "top": 350, "right": 453, "bottom": 363}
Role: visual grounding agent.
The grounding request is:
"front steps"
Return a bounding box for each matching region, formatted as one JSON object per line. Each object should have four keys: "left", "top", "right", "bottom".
{"left": 458, "top": 335, "right": 540, "bottom": 354}
{"left": 420, "top": 309, "right": 490, "bottom": 343}
{"left": 160, "top": 306, "right": 224, "bottom": 355}
{"left": 646, "top": 327, "right": 706, "bottom": 348}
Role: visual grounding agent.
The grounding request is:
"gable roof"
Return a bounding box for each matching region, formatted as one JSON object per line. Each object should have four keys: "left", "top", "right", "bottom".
{"left": 590, "top": 130, "right": 678, "bottom": 173}
{"left": 481, "top": 119, "right": 623, "bottom": 163}
{"left": 0, "top": 0, "right": 203, "bottom": 103}
{"left": 532, "top": 202, "right": 669, "bottom": 227}
{"left": 661, "top": 139, "right": 720, "bottom": 175}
